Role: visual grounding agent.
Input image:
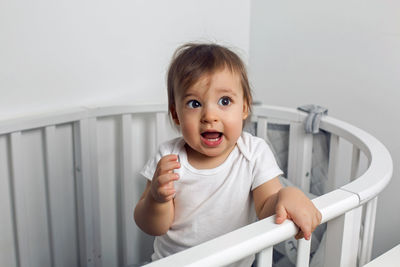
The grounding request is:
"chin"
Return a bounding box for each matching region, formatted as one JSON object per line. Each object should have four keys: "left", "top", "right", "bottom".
{"left": 201, "top": 147, "right": 227, "bottom": 157}
{"left": 203, "top": 151, "right": 222, "bottom": 158}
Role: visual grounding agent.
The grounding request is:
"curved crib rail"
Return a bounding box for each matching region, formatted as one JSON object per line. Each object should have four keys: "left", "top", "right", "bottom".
{"left": 253, "top": 105, "right": 393, "bottom": 204}
{"left": 0, "top": 104, "right": 392, "bottom": 267}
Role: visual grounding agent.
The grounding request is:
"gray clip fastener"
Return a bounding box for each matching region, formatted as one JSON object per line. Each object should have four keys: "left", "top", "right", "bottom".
{"left": 297, "top": 104, "right": 328, "bottom": 134}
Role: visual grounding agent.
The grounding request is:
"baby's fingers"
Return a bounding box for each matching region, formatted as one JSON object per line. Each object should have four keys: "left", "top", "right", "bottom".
{"left": 152, "top": 183, "right": 176, "bottom": 202}
{"left": 295, "top": 231, "right": 304, "bottom": 240}
{"left": 316, "top": 210, "right": 322, "bottom": 225}
{"left": 296, "top": 218, "right": 319, "bottom": 240}
{"left": 296, "top": 210, "right": 322, "bottom": 240}
{"left": 158, "top": 173, "right": 180, "bottom": 186}
{"left": 155, "top": 186, "right": 176, "bottom": 202}
{"left": 151, "top": 173, "right": 179, "bottom": 202}
{"left": 310, "top": 210, "right": 322, "bottom": 233}
{"left": 275, "top": 204, "right": 288, "bottom": 224}
{"left": 157, "top": 154, "right": 180, "bottom": 175}
{"left": 292, "top": 215, "right": 312, "bottom": 240}
{"left": 300, "top": 224, "right": 312, "bottom": 240}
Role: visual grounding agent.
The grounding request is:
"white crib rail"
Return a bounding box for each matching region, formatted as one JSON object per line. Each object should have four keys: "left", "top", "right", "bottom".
{"left": 0, "top": 104, "right": 392, "bottom": 267}
{"left": 144, "top": 189, "right": 361, "bottom": 267}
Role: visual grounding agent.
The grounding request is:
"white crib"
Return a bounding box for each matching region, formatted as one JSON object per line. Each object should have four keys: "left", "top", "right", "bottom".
{"left": 0, "top": 104, "right": 392, "bottom": 267}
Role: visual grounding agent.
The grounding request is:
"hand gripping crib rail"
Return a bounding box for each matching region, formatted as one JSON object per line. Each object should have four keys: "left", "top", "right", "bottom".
{"left": 0, "top": 104, "right": 392, "bottom": 267}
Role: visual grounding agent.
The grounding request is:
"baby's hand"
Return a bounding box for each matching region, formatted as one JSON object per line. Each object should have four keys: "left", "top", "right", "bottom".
{"left": 275, "top": 187, "right": 322, "bottom": 240}
{"left": 150, "top": 154, "right": 180, "bottom": 203}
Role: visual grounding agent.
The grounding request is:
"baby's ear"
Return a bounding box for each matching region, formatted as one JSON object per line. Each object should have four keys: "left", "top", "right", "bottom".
{"left": 170, "top": 105, "right": 180, "bottom": 125}
{"left": 242, "top": 101, "right": 249, "bottom": 120}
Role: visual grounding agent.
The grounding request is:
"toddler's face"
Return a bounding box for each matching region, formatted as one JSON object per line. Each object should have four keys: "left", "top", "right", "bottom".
{"left": 171, "top": 67, "right": 248, "bottom": 162}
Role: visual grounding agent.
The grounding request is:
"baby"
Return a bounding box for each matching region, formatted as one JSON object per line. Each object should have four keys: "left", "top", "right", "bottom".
{"left": 134, "top": 43, "right": 321, "bottom": 266}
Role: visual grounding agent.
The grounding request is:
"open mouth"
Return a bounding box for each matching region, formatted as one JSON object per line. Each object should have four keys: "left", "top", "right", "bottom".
{"left": 201, "top": 132, "right": 222, "bottom": 140}
{"left": 200, "top": 131, "right": 223, "bottom": 146}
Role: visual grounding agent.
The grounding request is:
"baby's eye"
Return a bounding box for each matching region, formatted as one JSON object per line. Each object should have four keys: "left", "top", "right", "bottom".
{"left": 218, "top": 97, "right": 232, "bottom": 106}
{"left": 187, "top": 100, "right": 201, "bottom": 109}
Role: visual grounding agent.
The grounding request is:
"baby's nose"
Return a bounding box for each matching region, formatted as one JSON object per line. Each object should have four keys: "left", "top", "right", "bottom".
{"left": 201, "top": 105, "right": 219, "bottom": 123}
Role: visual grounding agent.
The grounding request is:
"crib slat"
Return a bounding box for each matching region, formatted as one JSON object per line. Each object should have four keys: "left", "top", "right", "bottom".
{"left": 256, "top": 117, "right": 268, "bottom": 140}
{"left": 73, "top": 118, "right": 102, "bottom": 267}
{"left": 287, "top": 122, "right": 313, "bottom": 192}
{"left": 359, "top": 197, "right": 378, "bottom": 266}
{"left": 44, "top": 125, "right": 79, "bottom": 267}
{"left": 90, "top": 118, "right": 103, "bottom": 267}
{"left": 9, "top": 131, "right": 31, "bottom": 267}
{"left": 118, "top": 114, "right": 135, "bottom": 266}
{"left": 255, "top": 246, "right": 273, "bottom": 267}
{"left": 10, "top": 130, "right": 54, "bottom": 266}
{"left": 87, "top": 118, "right": 102, "bottom": 267}
{"left": 43, "top": 126, "right": 57, "bottom": 267}
{"left": 325, "top": 134, "right": 339, "bottom": 192}
{"left": 156, "top": 112, "right": 167, "bottom": 147}
{"left": 296, "top": 238, "right": 311, "bottom": 267}
{"left": 324, "top": 206, "right": 362, "bottom": 267}
{"left": 74, "top": 119, "right": 94, "bottom": 267}
{"left": 350, "top": 146, "right": 361, "bottom": 181}
{"left": 0, "top": 135, "right": 18, "bottom": 267}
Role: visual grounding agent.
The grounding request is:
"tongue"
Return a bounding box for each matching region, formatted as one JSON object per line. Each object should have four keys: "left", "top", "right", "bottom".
{"left": 202, "top": 132, "right": 220, "bottom": 139}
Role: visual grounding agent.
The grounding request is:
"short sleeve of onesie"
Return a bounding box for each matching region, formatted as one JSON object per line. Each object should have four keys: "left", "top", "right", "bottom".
{"left": 237, "top": 132, "right": 283, "bottom": 191}
{"left": 140, "top": 150, "right": 161, "bottom": 181}
{"left": 140, "top": 137, "right": 183, "bottom": 180}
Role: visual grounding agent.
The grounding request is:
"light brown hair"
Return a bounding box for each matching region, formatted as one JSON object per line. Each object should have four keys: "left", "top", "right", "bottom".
{"left": 167, "top": 43, "right": 253, "bottom": 120}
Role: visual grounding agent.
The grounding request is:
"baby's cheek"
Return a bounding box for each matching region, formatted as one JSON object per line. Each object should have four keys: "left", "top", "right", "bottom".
{"left": 225, "top": 118, "right": 243, "bottom": 135}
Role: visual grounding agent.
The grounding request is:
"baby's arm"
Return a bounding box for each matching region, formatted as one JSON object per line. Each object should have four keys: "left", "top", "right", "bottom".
{"left": 134, "top": 154, "right": 180, "bottom": 236}
{"left": 253, "top": 177, "right": 322, "bottom": 240}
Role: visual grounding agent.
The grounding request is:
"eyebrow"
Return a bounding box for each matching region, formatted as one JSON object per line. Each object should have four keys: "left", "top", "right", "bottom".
{"left": 216, "top": 88, "right": 238, "bottom": 96}
{"left": 183, "top": 88, "right": 238, "bottom": 99}
{"left": 182, "top": 92, "right": 197, "bottom": 99}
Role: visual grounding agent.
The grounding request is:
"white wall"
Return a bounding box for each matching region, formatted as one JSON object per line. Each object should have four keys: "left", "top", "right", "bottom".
{"left": 0, "top": 0, "right": 250, "bottom": 120}
{"left": 249, "top": 0, "right": 400, "bottom": 259}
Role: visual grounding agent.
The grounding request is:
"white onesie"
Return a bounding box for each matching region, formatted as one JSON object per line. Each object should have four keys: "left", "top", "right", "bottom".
{"left": 140, "top": 131, "right": 283, "bottom": 267}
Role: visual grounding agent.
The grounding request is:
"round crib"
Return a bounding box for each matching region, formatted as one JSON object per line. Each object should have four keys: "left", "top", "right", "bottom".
{"left": 0, "top": 104, "right": 392, "bottom": 267}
